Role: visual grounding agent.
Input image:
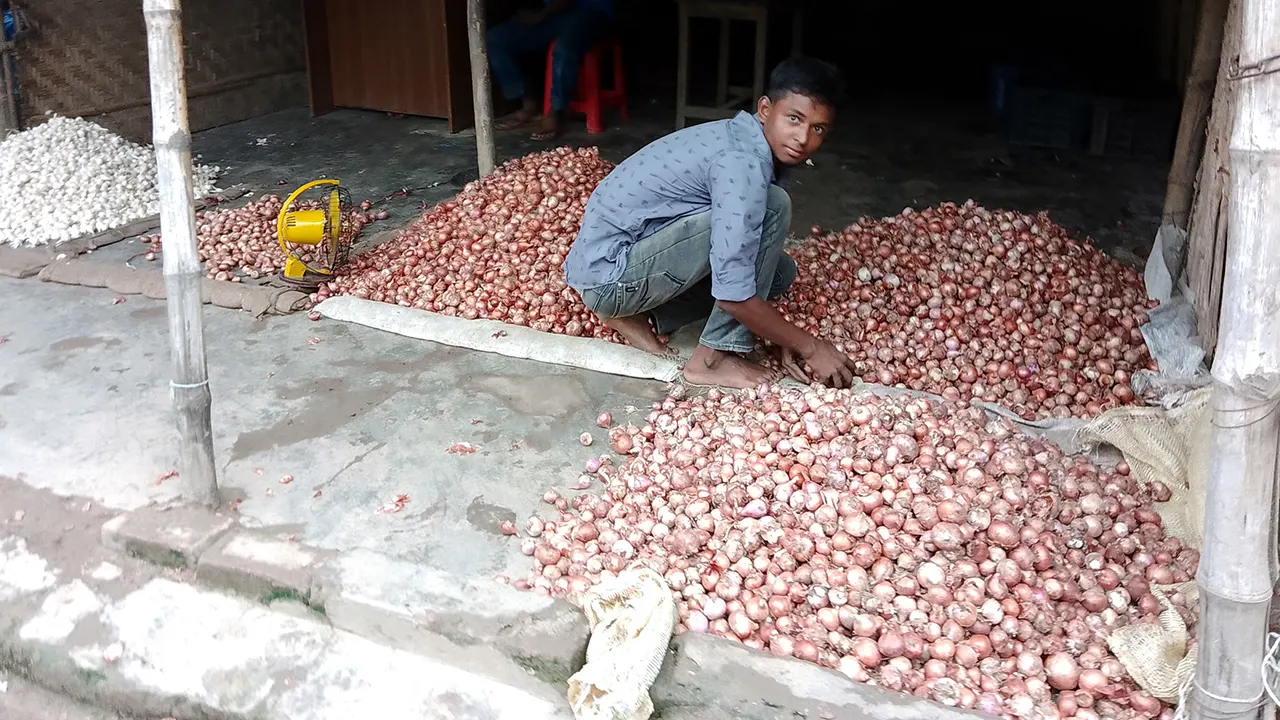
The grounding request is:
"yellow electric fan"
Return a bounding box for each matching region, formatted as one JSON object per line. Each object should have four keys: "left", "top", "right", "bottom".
{"left": 276, "top": 179, "right": 354, "bottom": 291}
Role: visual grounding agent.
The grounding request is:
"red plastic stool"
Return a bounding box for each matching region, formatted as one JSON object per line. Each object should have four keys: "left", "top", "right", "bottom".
{"left": 543, "top": 37, "right": 628, "bottom": 134}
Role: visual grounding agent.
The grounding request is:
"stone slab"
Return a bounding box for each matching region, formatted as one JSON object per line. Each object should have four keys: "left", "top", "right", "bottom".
{"left": 652, "top": 707, "right": 737, "bottom": 720}
{"left": 0, "top": 576, "right": 575, "bottom": 720}
{"left": 197, "top": 530, "right": 328, "bottom": 602}
{"left": 0, "top": 246, "right": 50, "bottom": 278}
{"left": 651, "top": 633, "right": 987, "bottom": 720}
{"left": 311, "top": 548, "right": 589, "bottom": 685}
{"left": 0, "top": 672, "right": 131, "bottom": 720}
{"left": 101, "top": 506, "right": 237, "bottom": 569}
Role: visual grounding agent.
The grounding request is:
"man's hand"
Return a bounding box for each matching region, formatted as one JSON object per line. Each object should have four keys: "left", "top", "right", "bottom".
{"left": 779, "top": 347, "right": 809, "bottom": 383}
{"left": 799, "top": 339, "right": 859, "bottom": 389}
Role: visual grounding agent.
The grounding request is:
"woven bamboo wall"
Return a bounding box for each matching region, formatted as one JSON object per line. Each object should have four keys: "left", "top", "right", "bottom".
{"left": 16, "top": 0, "right": 307, "bottom": 142}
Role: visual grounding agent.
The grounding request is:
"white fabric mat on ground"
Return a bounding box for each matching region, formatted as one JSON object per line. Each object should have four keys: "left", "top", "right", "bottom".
{"left": 316, "top": 296, "right": 689, "bottom": 383}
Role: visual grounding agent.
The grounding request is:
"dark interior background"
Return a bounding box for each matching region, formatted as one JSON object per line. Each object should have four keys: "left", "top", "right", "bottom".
{"left": 494, "top": 0, "right": 1175, "bottom": 110}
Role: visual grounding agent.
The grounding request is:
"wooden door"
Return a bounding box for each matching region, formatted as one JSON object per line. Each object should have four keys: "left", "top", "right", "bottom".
{"left": 323, "top": 0, "right": 452, "bottom": 118}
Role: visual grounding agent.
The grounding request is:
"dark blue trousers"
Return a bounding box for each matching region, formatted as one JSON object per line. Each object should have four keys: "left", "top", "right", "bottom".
{"left": 486, "top": 7, "right": 611, "bottom": 112}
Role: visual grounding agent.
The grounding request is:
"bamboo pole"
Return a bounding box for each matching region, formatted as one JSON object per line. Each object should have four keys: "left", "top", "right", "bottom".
{"left": 466, "top": 0, "right": 496, "bottom": 177}
{"left": 0, "top": 0, "right": 15, "bottom": 135}
{"left": 1190, "top": 0, "right": 1280, "bottom": 717}
{"left": 0, "top": 42, "right": 16, "bottom": 136}
{"left": 143, "top": 0, "right": 219, "bottom": 508}
{"left": 1163, "top": 0, "right": 1230, "bottom": 229}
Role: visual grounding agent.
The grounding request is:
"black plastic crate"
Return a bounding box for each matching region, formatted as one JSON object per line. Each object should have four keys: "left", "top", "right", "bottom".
{"left": 1006, "top": 87, "right": 1093, "bottom": 151}
{"left": 1089, "top": 97, "right": 1179, "bottom": 161}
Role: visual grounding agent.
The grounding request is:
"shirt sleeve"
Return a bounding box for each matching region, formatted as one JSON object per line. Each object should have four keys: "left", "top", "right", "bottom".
{"left": 707, "top": 152, "right": 769, "bottom": 303}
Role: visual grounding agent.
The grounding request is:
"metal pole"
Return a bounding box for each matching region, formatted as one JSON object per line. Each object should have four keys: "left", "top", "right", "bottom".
{"left": 466, "top": 0, "right": 496, "bottom": 177}
{"left": 1190, "top": 0, "right": 1280, "bottom": 716}
{"left": 142, "top": 0, "right": 219, "bottom": 508}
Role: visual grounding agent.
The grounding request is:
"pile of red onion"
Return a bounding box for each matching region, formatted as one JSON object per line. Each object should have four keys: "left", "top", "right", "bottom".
{"left": 327, "top": 147, "right": 624, "bottom": 340}
{"left": 141, "top": 194, "right": 383, "bottom": 282}
{"left": 776, "top": 203, "right": 1156, "bottom": 420}
{"left": 328, "top": 146, "right": 1155, "bottom": 421}
{"left": 504, "top": 386, "right": 1195, "bottom": 720}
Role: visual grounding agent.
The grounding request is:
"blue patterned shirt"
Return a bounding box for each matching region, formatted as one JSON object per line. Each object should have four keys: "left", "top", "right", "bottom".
{"left": 566, "top": 111, "right": 785, "bottom": 303}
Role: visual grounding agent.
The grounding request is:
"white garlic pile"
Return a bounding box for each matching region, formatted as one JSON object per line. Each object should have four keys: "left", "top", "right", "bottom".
{"left": 0, "top": 115, "right": 223, "bottom": 247}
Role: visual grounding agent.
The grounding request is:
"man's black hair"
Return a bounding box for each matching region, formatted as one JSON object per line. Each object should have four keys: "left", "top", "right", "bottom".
{"left": 765, "top": 57, "right": 846, "bottom": 111}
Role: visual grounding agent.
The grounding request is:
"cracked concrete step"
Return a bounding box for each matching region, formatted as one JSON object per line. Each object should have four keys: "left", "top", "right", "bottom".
{"left": 102, "top": 507, "right": 590, "bottom": 686}
{"left": 93, "top": 505, "right": 988, "bottom": 720}
{"left": 0, "top": 673, "right": 134, "bottom": 720}
{"left": 0, "top": 536, "right": 573, "bottom": 720}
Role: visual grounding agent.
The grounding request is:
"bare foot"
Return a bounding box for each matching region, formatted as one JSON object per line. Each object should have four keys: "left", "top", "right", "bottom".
{"left": 682, "top": 345, "right": 779, "bottom": 389}
{"left": 497, "top": 106, "right": 538, "bottom": 131}
{"left": 602, "top": 315, "right": 676, "bottom": 356}
{"left": 531, "top": 113, "right": 560, "bottom": 141}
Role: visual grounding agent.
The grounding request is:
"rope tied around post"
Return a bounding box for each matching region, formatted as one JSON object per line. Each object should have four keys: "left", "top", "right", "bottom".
{"left": 1208, "top": 373, "right": 1280, "bottom": 430}
{"left": 1173, "top": 673, "right": 1270, "bottom": 720}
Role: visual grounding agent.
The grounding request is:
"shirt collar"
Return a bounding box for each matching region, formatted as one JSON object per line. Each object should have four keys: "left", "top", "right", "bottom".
{"left": 728, "top": 110, "right": 789, "bottom": 185}
{"left": 728, "top": 110, "right": 773, "bottom": 164}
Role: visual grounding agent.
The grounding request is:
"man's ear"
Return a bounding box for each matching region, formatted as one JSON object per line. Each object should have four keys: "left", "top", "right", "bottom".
{"left": 757, "top": 95, "right": 773, "bottom": 121}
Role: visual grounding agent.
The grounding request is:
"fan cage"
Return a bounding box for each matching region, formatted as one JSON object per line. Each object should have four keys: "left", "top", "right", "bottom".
{"left": 283, "top": 184, "right": 354, "bottom": 276}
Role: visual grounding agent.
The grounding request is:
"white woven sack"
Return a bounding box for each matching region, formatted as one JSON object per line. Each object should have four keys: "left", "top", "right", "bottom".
{"left": 567, "top": 568, "right": 676, "bottom": 720}
{"left": 1076, "top": 389, "right": 1211, "bottom": 705}
{"left": 1106, "top": 584, "right": 1200, "bottom": 703}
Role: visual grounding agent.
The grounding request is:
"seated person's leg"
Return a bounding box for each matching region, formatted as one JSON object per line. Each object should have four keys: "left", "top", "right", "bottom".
{"left": 487, "top": 18, "right": 557, "bottom": 129}
{"left": 534, "top": 7, "right": 611, "bottom": 139}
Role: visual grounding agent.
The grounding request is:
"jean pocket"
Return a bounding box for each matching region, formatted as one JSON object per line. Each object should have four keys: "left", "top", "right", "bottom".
{"left": 581, "top": 285, "right": 621, "bottom": 318}
{"left": 620, "top": 271, "right": 687, "bottom": 315}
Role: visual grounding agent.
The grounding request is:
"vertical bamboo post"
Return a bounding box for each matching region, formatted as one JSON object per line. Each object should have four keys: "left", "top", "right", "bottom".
{"left": 1190, "top": 0, "right": 1280, "bottom": 717}
{"left": 143, "top": 0, "right": 219, "bottom": 508}
{"left": 0, "top": 0, "right": 18, "bottom": 137}
{"left": 1163, "top": 0, "right": 1230, "bottom": 229}
{"left": 0, "top": 41, "right": 16, "bottom": 135}
{"left": 466, "top": 0, "right": 495, "bottom": 177}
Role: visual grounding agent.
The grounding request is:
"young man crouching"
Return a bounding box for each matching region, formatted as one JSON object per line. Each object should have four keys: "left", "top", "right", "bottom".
{"left": 565, "top": 56, "right": 858, "bottom": 389}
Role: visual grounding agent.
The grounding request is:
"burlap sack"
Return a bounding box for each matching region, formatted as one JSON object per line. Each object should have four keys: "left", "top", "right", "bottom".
{"left": 1077, "top": 388, "right": 1212, "bottom": 703}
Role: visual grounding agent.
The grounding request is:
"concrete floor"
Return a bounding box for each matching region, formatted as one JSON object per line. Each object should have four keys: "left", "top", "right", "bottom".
{"left": 2, "top": 98, "right": 1167, "bottom": 582}
{"left": 0, "top": 277, "right": 662, "bottom": 580}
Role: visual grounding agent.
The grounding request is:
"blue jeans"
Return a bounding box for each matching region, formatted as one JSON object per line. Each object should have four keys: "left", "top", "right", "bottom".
{"left": 580, "top": 185, "right": 796, "bottom": 354}
{"left": 486, "top": 8, "right": 611, "bottom": 112}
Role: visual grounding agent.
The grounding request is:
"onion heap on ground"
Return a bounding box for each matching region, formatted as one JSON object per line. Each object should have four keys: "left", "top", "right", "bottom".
{"left": 140, "top": 194, "right": 383, "bottom": 282}
{"left": 0, "top": 116, "right": 222, "bottom": 248}
{"left": 328, "top": 146, "right": 1153, "bottom": 421}
{"left": 327, "top": 147, "right": 625, "bottom": 340}
{"left": 506, "top": 385, "right": 1195, "bottom": 720}
{"left": 777, "top": 202, "right": 1157, "bottom": 420}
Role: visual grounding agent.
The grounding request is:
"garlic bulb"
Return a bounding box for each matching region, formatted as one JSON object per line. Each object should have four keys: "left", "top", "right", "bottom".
{"left": 0, "top": 115, "right": 222, "bottom": 247}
